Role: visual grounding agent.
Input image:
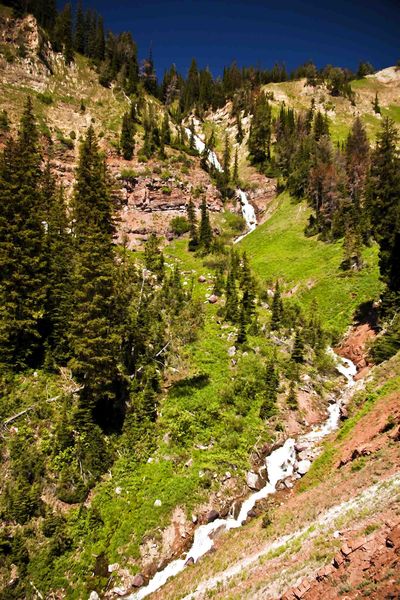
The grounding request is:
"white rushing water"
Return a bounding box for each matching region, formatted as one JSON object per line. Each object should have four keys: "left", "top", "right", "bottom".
{"left": 183, "top": 128, "right": 257, "bottom": 241}
{"left": 233, "top": 189, "right": 257, "bottom": 244}
{"left": 127, "top": 353, "right": 357, "bottom": 600}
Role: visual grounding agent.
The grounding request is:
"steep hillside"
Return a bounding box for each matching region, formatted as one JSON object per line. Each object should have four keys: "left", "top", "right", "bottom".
{"left": 1, "top": 7, "right": 399, "bottom": 600}
{"left": 146, "top": 353, "right": 400, "bottom": 600}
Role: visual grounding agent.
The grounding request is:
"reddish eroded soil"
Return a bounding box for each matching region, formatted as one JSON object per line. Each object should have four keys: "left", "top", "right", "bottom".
{"left": 283, "top": 520, "right": 400, "bottom": 600}
{"left": 336, "top": 391, "right": 400, "bottom": 469}
{"left": 336, "top": 322, "right": 377, "bottom": 378}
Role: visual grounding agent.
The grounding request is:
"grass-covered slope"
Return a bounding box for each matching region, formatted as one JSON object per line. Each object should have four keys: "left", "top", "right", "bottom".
{"left": 151, "top": 352, "right": 400, "bottom": 600}
{"left": 239, "top": 192, "right": 382, "bottom": 335}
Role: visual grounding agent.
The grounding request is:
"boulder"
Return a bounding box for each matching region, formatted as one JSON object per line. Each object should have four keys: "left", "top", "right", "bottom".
{"left": 296, "top": 459, "right": 311, "bottom": 475}
{"left": 154, "top": 499, "right": 162, "bottom": 507}
{"left": 246, "top": 471, "right": 263, "bottom": 490}
{"left": 185, "top": 557, "right": 195, "bottom": 566}
{"left": 107, "top": 563, "right": 119, "bottom": 573}
{"left": 228, "top": 346, "right": 236, "bottom": 357}
{"left": 208, "top": 294, "right": 218, "bottom": 304}
{"left": 198, "top": 275, "right": 207, "bottom": 283}
{"left": 89, "top": 593, "right": 100, "bottom": 600}
{"left": 132, "top": 574, "right": 145, "bottom": 588}
{"left": 206, "top": 509, "right": 220, "bottom": 523}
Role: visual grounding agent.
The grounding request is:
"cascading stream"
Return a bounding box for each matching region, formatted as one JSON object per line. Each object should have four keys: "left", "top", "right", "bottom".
{"left": 183, "top": 128, "right": 257, "bottom": 240}
{"left": 127, "top": 352, "right": 357, "bottom": 600}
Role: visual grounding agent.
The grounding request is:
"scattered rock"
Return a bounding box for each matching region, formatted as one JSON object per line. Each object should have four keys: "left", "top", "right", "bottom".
{"left": 89, "top": 593, "right": 100, "bottom": 600}
{"left": 206, "top": 509, "right": 220, "bottom": 523}
{"left": 296, "top": 459, "right": 311, "bottom": 475}
{"left": 107, "top": 562, "right": 119, "bottom": 573}
{"left": 185, "top": 458, "right": 193, "bottom": 468}
{"left": 228, "top": 346, "right": 236, "bottom": 357}
{"left": 198, "top": 275, "right": 206, "bottom": 283}
{"left": 115, "top": 486, "right": 122, "bottom": 495}
{"left": 132, "top": 573, "right": 145, "bottom": 588}
{"left": 185, "top": 556, "right": 195, "bottom": 566}
{"left": 246, "top": 471, "right": 263, "bottom": 490}
{"left": 154, "top": 499, "right": 162, "bottom": 507}
{"left": 208, "top": 294, "right": 218, "bottom": 304}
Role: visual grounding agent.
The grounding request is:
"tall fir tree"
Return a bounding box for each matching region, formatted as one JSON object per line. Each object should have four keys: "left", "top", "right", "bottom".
{"left": 0, "top": 98, "right": 47, "bottom": 369}
{"left": 367, "top": 118, "right": 400, "bottom": 296}
{"left": 199, "top": 197, "right": 212, "bottom": 252}
{"left": 248, "top": 93, "right": 272, "bottom": 166}
{"left": 69, "top": 126, "right": 124, "bottom": 430}
{"left": 120, "top": 112, "right": 135, "bottom": 160}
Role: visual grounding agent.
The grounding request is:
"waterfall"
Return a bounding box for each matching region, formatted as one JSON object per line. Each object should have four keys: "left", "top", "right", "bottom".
{"left": 183, "top": 128, "right": 257, "bottom": 241}
{"left": 126, "top": 353, "right": 358, "bottom": 600}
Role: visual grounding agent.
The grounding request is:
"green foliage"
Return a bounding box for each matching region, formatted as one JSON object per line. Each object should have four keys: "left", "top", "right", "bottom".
{"left": 370, "top": 314, "right": 400, "bottom": 363}
{"left": 120, "top": 111, "right": 135, "bottom": 160}
{"left": 248, "top": 92, "right": 272, "bottom": 166}
{"left": 144, "top": 233, "right": 165, "bottom": 280}
{"left": 37, "top": 91, "right": 53, "bottom": 105}
{"left": 170, "top": 216, "right": 190, "bottom": 236}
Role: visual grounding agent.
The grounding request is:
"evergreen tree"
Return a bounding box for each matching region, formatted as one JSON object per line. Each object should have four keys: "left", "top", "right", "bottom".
{"left": 74, "top": 0, "right": 85, "bottom": 54}
{"left": 233, "top": 147, "right": 239, "bottom": 184}
{"left": 236, "top": 303, "right": 247, "bottom": 345}
{"left": 186, "top": 197, "right": 198, "bottom": 250}
{"left": 287, "top": 380, "right": 298, "bottom": 410}
{"left": 199, "top": 197, "right": 212, "bottom": 251}
{"left": 367, "top": 118, "right": 400, "bottom": 294}
{"left": 236, "top": 114, "right": 244, "bottom": 144}
{"left": 144, "top": 233, "right": 165, "bottom": 281}
{"left": 54, "top": 3, "right": 73, "bottom": 64}
{"left": 313, "top": 111, "right": 329, "bottom": 141}
{"left": 259, "top": 362, "right": 279, "bottom": 419}
{"left": 120, "top": 112, "right": 135, "bottom": 160}
{"left": 41, "top": 165, "right": 72, "bottom": 365}
{"left": 372, "top": 93, "right": 381, "bottom": 114}
{"left": 292, "top": 329, "right": 305, "bottom": 363}
{"left": 224, "top": 269, "right": 239, "bottom": 322}
{"left": 69, "top": 126, "right": 123, "bottom": 430}
{"left": 248, "top": 93, "right": 272, "bottom": 166}
{"left": 161, "top": 111, "right": 171, "bottom": 146}
{"left": 0, "top": 98, "right": 47, "bottom": 369}
{"left": 270, "top": 281, "right": 283, "bottom": 330}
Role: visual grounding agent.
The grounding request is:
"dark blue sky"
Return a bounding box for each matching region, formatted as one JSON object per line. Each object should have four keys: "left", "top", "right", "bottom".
{"left": 70, "top": 0, "right": 400, "bottom": 78}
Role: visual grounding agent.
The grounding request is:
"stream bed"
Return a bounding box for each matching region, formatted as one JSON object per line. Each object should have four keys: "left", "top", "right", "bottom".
{"left": 127, "top": 354, "right": 357, "bottom": 600}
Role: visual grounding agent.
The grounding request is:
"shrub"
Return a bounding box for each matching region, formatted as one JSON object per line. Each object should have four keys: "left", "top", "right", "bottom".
{"left": 161, "top": 186, "right": 172, "bottom": 195}
{"left": 170, "top": 216, "right": 190, "bottom": 236}
{"left": 37, "top": 92, "right": 53, "bottom": 105}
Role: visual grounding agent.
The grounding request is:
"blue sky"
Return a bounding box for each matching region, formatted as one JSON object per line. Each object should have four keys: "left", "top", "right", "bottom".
{"left": 65, "top": 0, "right": 400, "bottom": 78}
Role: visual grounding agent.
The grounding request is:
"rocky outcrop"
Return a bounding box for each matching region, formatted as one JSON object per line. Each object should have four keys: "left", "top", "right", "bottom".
{"left": 282, "top": 521, "right": 400, "bottom": 600}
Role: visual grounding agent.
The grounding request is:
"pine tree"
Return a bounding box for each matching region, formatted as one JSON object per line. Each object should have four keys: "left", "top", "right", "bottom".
{"left": 287, "top": 380, "right": 298, "bottom": 410}
{"left": 41, "top": 165, "right": 72, "bottom": 365}
{"left": 236, "top": 302, "right": 247, "bottom": 345}
{"left": 259, "top": 362, "right": 279, "bottom": 419}
{"left": 161, "top": 112, "right": 171, "bottom": 146}
{"left": 236, "top": 114, "right": 244, "bottom": 144}
{"left": 199, "top": 197, "right": 212, "bottom": 252}
{"left": 54, "top": 3, "right": 73, "bottom": 64}
{"left": 0, "top": 98, "right": 47, "bottom": 369}
{"left": 248, "top": 93, "right": 272, "bottom": 166}
{"left": 367, "top": 118, "right": 400, "bottom": 294}
{"left": 373, "top": 93, "right": 381, "bottom": 114}
{"left": 232, "top": 148, "right": 239, "bottom": 184}
{"left": 74, "top": 0, "right": 85, "bottom": 54}
{"left": 270, "top": 281, "right": 283, "bottom": 330}
{"left": 313, "top": 111, "right": 329, "bottom": 141}
{"left": 224, "top": 270, "right": 239, "bottom": 322}
{"left": 69, "top": 126, "right": 123, "bottom": 430}
{"left": 120, "top": 112, "right": 135, "bottom": 160}
{"left": 292, "top": 329, "right": 305, "bottom": 363}
{"left": 186, "top": 198, "right": 198, "bottom": 250}
{"left": 144, "top": 233, "right": 165, "bottom": 281}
